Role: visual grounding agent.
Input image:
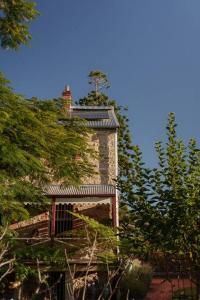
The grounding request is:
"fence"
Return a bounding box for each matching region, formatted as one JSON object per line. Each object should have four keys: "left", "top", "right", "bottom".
{"left": 148, "top": 253, "right": 197, "bottom": 300}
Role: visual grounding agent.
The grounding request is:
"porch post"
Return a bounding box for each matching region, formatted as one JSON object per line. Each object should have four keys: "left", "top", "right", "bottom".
{"left": 112, "top": 196, "right": 117, "bottom": 227}
{"left": 51, "top": 197, "right": 56, "bottom": 239}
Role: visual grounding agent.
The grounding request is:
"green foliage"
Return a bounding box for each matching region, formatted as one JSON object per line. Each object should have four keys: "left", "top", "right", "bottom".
{"left": 72, "top": 212, "right": 117, "bottom": 242}
{"left": 0, "top": 72, "right": 94, "bottom": 224}
{"left": 15, "top": 243, "right": 67, "bottom": 267}
{"left": 173, "top": 287, "right": 196, "bottom": 299}
{"left": 15, "top": 264, "right": 37, "bottom": 281}
{"left": 119, "top": 259, "right": 152, "bottom": 300}
{"left": 0, "top": 0, "right": 39, "bottom": 50}
{"left": 88, "top": 70, "right": 110, "bottom": 95}
{"left": 122, "top": 112, "right": 200, "bottom": 261}
{"left": 149, "top": 113, "right": 200, "bottom": 256}
{"left": 71, "top": 212, "right": 118, "bottom": 261}
{"left": 0, "top": 72, "right": 96, "bottom": 286}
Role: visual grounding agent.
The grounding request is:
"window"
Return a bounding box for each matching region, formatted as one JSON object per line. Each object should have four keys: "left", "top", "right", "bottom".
{"left": 55, "top": 203, "right": 73, "bottom": 237}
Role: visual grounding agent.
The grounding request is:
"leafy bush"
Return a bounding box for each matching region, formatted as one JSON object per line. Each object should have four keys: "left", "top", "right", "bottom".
{"left": 119, "top": 259, "right": 153, "bottom": 300}
{"left": 173, "top": 287, "right": 196, "bottom": 299}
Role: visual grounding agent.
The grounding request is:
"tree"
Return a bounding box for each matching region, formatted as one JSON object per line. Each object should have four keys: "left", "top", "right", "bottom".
{"left": 0, "top": 73, "right": 94, "bottom": 224}
{"left": 0, "top": 0, "right": 38, "bottom": 50}
{"left": 122, "top": 113, "right": 200, "bottom": 299}
{"left": 78, "top": 70, "right": 135, "bottom": 192}
{"left": 0, "top": 73, "right": 96, "bottom": 291}
{"left": 88, "top": 70, "right": 110, "bottom": 96}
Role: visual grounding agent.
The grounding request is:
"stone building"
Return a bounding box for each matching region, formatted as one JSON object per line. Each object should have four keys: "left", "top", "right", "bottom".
{"left": 8, "top": 87, "right": 119, "bottom": 300}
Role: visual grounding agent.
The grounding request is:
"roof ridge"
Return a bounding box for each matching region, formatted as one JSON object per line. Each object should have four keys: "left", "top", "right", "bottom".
{"left": 71, "top": 106, "right": 114, "bottom": 110}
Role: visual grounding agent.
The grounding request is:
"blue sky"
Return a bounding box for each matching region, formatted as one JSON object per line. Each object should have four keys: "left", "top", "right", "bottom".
{"left": 1, "top": 0, "right": 200, "bottom": 166}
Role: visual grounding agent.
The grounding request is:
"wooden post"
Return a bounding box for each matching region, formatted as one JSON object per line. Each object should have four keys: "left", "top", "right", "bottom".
{"left": 51, "top": 197, "right": 56, "bottom": 239}
{"left": 112, "top": 196, "right": 117, "bottom": 227}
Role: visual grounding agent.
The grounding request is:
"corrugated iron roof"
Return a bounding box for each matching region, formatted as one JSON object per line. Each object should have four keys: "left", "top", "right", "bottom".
{"left": 44, "top": 184, "right": 116, "bottom": 196}
{"left": 71, "top": 111, "right": 110, "bottom": 120}
{"left": 70, "top": 106, "right": 119, "bottom": 129}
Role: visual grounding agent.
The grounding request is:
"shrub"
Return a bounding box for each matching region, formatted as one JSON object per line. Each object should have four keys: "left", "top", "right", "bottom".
{"left": 119, "top": 259, "right": 153, "bottom": 300}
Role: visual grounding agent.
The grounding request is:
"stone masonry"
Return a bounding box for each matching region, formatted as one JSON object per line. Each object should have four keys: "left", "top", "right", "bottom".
{"left": 85, "top": 129, "right": 116, "bottom": 185}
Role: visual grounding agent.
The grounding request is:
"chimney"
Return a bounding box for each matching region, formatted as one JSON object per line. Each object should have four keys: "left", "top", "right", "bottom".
{"left": 62, "top": 85, "right": 72, "bottom": 113}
